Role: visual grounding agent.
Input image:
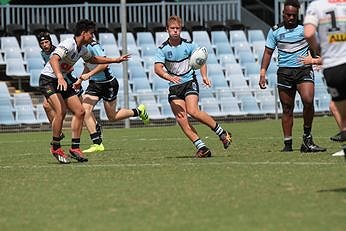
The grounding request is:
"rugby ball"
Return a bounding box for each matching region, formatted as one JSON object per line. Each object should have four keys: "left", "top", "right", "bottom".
{"left": 189, "top": 47, "right": 208, "bottom": 70}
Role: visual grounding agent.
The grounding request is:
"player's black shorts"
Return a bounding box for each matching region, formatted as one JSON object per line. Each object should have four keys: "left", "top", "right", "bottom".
{"left": 84, "top": 78, "right": 119, "bottom": 102}
{"left": 168, "top": 78, "right": 199, "bottom": 102}
{"left": 39, "top": 74, "right": 79, "bottom": 99}
{"left": 323, "top": 62, "right": 346, "bottom": 101}
{"left": 277, "top": 66, "right": 314, "bottom": 90}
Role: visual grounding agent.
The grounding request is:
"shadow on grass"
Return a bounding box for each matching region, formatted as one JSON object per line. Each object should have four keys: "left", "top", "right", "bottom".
{"left": 317, "top": 187, "right": 346, "bottom": 193}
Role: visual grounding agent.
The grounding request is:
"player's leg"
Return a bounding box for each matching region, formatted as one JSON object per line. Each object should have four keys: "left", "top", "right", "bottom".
{"left": 66, "top": 94, "right": 88, "bottom": 162}
{"left": 278, "top": 88, "right": 295, "bottom": 151}
{"left": 81, "top": 93, "right": 105, "bottom": 153}
{"left": 170, "top": 98, "right": 211, "bottom": 157}
{"left": 298, "top": 81, "right": 326, "bottom": 152}
{"left": 43, "top": 98, "right": 65, "bottom": 141}
{"left": 329, "top": 101, "right": 344, "bottom": 141}
{"left": 185, "top": 94, "right": 232, "bottom": 149}
{"left": 46, "top": 93, "right": 70, "bottom": 163}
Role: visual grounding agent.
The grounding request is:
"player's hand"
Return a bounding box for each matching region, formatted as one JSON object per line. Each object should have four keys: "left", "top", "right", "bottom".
{"left": 72, "top": 78, "right": 82, "bottom": 90}
{"left": 118, "top": 54, "right": 131, "bottom": 62}
{"left": 259, "top": 76, "right": 267, "bottom": 89}
{"left": 57, "top": 78, "right": 67, "bottom": 91}
{"left": 168, "top": 75, "right": 181, "bottom": 84}
{"left": 202, "top": 77, "right": 212, "bottom": 88}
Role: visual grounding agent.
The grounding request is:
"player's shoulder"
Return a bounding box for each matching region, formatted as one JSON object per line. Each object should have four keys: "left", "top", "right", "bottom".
{"left": 271, "top": 22, "right": 284, "bottom": 32}
{"left": 158, "top": 40, "right": 169, "bottom": 49}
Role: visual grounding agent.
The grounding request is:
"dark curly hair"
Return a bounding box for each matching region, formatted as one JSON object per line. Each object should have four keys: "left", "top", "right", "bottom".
{"left": 284, "top": 0, "right": 300, "bottom": 9}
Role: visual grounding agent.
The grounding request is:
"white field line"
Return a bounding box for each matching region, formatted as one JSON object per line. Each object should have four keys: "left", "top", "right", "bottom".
{"left": 0, "top": 161, "right": 339, "bottom": 170}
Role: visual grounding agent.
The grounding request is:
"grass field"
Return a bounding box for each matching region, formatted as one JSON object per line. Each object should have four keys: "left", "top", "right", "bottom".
{"left": 0, "top": 116, "right": 345, "bottom": 231}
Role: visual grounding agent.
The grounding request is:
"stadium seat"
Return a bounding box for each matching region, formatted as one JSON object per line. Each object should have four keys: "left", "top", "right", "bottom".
{"left": 201, "top": 101, "right": 223, "bottom": 116}
{"left": 215, "top": 42, "right": 233, "bottom": 57}
{"left": 98, "top": 33, "right": 117, "bottom": 46}
{"left": 238, "top": 95, "right": 262, "bottom": 115}
{"left": 247, "top": 29, "right": 265, "bottom": 44}
{"left": 211, "top": 31, "right": 229, "bottom": 45}
{"left": 4, "top": 47, "right": 23, "bottom": 61}
{"left": 35, "top": 104, "right": 49, "bottom": 124}
{"left": 192, "top": 31, "right": 214, "bottom": 54}
{"left": 20, "top": 35, "right": 40, "bottom": 50}
{"left": 23, "top": 47, "right": 42, "bottom": 60}
{"left": 1, "top": 36, "right": 21, "bottom": 51}
{"left": 132, "top": 78, "right": 152, "bottom": 93}
{"left": 50, "top": 34, "right": 59, "bottom": 46}
{"left": 0, "top": 82, "right": 12, "bottom": 98}
{"left": 140, "top": 43, "right": 157, "bottom": 57}
{"left": 206, "top": 52, "right": 219, "bottom": 65}
{"left": 243, "top": 62, "right": 260, "bottom": 76}
{"left": 59, "top": 33, "right": 74, "bottom": 42}
{"left": 136, "top": 32, "right": 155, "bottom": 47}
{"left": 220, "top": 96, "right": 245, "bottom": 116}
{"left": 219, "top": 54, "right": 237, "bottom": 68}
{"left": 181, "top": 31, "right": 191, "bottom": 41}
{"left": 155, "top": 32, "right": 168, "bottom": 47}
{"left": 229, "top": 30, "right": 248, "bottom": 47}
{"left": 237, "top": 51, "right": 256, "bottom": 66}
{"left": 5, "top": 58, "right": 30, "bottom": 90}
{"left": 259, "top": 96, "right": 277, "bottom": 114}
{"left": 29, "top": 69, "right": 42, "bottom": 87}
{"left": 0, "top": 107, "right": 17, "bottom": 125}
{"left": 26, "top": 58, "right": 45, "bottom": 71}
{"left": 143, "top": 103, "right": 162, "bottom": 119}
{"left": 161, "top": 102, "right": 174, "bottom": 118}
{"left": 152, "top": 75, "right": 168, "bottom": 93}
{"left": 102, "top": 44, "right": 121, "bottom": 57}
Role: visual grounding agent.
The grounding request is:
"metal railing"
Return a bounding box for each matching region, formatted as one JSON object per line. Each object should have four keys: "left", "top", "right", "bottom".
{"left": 0, "top": 1, "right": 240, "bottom": 30}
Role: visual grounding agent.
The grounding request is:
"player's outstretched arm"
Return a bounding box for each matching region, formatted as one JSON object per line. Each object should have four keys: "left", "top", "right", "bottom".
{"left": 88, "top": 54, "right": 131, "bottom": 64}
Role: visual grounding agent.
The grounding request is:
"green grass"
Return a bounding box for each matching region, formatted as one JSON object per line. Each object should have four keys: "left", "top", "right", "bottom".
{"left": 0, "top": 116, "right": 345, "bottom": 231}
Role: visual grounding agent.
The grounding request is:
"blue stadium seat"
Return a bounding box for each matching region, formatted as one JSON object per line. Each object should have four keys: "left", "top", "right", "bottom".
{"left": 98, "top": 33, "right": 117, "bottom": 46}
{"left": 247, "top": 29, "right": 265, "bottom": 44}
{"left": 136, "top": 32, "right": 155, "bottom": 46}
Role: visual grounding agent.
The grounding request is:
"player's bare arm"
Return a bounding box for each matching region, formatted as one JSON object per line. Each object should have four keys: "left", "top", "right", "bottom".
{"left": 154, "top": 62, "right": 181, "bottom": 84}
{"left": 49, "top": 54, "right": 67, "bottom": 91}
{"left": 88, "top": 54, "right": 131, "bottom": 64}
{"left": 259, "top": 47, "right": 274, "bottom": 89}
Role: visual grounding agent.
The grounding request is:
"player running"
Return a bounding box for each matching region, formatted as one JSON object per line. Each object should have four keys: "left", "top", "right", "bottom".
{"left": 73, "top": 40, "right": 149, "bottom": 153}
{"left": 154, "top": 15, "right": 232, "bottom": 158}
{"left": 39, "top": 19, "right": 130, "bottom": 164}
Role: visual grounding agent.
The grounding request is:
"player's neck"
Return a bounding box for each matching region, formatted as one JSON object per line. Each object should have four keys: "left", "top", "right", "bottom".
{"left": 168, "top": 37, "right": 181, "bottom": 46}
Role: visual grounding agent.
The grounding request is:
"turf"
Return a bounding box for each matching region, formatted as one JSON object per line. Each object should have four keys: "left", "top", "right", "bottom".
{"left": 0, "top": 116, "right": 345, "bottom": 231}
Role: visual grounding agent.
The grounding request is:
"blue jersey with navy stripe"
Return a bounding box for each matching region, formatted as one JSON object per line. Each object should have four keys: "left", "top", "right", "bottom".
{"left": 266, "top": 23, "right": 309, "bottom": 67}
{"left": 85, "top": 41, "right": 113, "bottom": 82}
{"left": 154, "top": 38, "right": 198, "bottom": 86}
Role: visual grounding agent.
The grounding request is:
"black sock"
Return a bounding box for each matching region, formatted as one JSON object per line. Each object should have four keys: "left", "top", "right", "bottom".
{"left": 284, "top": 139, "right": 292, "bottom": 147}
{"left": 51, "top": 136, "right": 61, "bottom": 150}
{"left": 90, "top": 132, "right": 102, "bottom": 145}
{"left": 303, "top": 126, "right": 311, "bottom": 136}
{"left": 71, "top": 138, "right": 80, "bottom": 149}
{"left": 132, "top": 108, "right": 139, "bottom": 117}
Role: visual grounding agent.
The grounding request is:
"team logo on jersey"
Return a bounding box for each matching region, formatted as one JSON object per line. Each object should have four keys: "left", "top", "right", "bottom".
{"left": 167, "top": 51, "right": 173, "bottom": 59}
{"left": 328, "top": 33, "right": 346, "bottom": 43}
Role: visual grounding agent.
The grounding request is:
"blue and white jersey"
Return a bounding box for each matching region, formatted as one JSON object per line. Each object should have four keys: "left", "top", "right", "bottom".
{"left": 41, "top": 38, "right": 92, "bottom": 78}
{"left": 154, "top": 38, "right": 198, "bottom": 86}
{"left": 266, "top": 23, "right": 309, "bottom": 67}
{"left": 85, "top": 41, "right": 113, "bottom": 82}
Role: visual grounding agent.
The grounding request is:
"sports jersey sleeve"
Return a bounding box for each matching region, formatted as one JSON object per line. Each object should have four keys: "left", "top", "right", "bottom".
{"left": 53, "top": 40, "right": 69, "bottom": 59}
{"left": 90, "top": 43, "right": 106, "bottom": 57}
{"left": 154, "top": 47, "right": 165, "bottom": 64}
{"left": 265, "top": 28, "right": 276, "bottom": 50}
{"left": 304, "top": 2, "right": 319, "bottom": 27}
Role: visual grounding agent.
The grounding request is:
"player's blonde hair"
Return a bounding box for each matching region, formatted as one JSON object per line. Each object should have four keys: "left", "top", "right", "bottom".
{"left": 166, "top": 15, "right": 182, "bottom": 28}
